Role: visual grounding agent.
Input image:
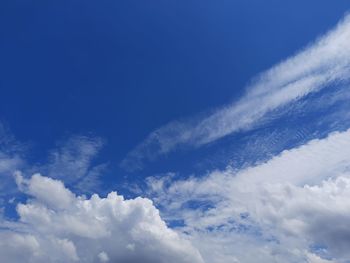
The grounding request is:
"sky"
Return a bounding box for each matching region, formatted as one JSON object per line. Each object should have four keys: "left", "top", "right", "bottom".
{"left": 1, "top": 1, "right": 350, "bottom": 262}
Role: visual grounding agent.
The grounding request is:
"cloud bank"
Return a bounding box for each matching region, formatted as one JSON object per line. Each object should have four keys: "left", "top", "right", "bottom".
{"left": 3, "top": 129, "right": 348, "bottom": 262}
{"left": 146, "top": 129, "right": 350, "bottom": 262}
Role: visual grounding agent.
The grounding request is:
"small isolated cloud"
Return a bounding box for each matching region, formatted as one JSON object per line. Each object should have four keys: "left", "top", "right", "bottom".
{"left": 121, "top": 13, "right": 350, "bottom": 171}
{"left": 0, "top": 173, "right": 203, "bottom": 263}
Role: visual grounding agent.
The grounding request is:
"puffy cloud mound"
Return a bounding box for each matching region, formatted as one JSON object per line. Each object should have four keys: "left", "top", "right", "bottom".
{"left": 0, "top": 173, "right": 203, "bottom": 263}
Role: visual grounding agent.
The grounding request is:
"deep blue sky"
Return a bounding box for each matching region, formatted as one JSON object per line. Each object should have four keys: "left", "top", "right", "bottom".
{"left": 2, "top": 3, "right": 350, "bottom": 262}
{"left": 1, "top": 0, "right": 349, "bottom": 187}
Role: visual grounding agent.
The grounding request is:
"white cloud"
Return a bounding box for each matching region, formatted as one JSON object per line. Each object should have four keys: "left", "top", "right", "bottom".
{"left": 146, "top": 129, "right": 350, "bottom": 262}
{"left": 0, "top": 173, "right": 203, "bottom": 263}
{"left": 307, "top": 253, "right": 336, "bottom": 263}
{"left": 15, "top": 172, "right": 75, "bottom": 210}
{"left": 121, "top": 13, "right": 350, "bottom": 171}
{"left": 97, "top": 251, "right": 109, "bottom": 262}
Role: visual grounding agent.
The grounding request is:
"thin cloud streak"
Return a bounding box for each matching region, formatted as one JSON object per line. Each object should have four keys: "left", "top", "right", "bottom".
{"left": 121, "top": 14, "right": 350, "bottom": 171}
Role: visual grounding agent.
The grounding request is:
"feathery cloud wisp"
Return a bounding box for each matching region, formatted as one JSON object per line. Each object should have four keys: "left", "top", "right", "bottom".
{"left": 121, "top": 14, "right": 350, "bottom": 171}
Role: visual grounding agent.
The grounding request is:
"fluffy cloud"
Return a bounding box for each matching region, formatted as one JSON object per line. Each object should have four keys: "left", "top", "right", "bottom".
{"left": 146, "top": 129, "right": 350, "bottom": 262}
{"left": 0, "top": 173, "right": 203, "bottom": 263}
{"left": 258, "top": 176, "right": 350, "bottom": 261}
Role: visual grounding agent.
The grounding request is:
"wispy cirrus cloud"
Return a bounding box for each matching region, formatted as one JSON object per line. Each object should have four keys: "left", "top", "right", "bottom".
{"left": 0, "top": 128, "right": 108, "bottom": 196}
{"left": 0, "top": 123, "right": 25, "bottom": 195}
{"left": 45, "top": 135, "right": 104, "bottom": 182}
{"left": 121, "top": 13, "right": 350, "bottom": 171}
{"left": 33, "top": 135, "right": 108, "bottom": 194}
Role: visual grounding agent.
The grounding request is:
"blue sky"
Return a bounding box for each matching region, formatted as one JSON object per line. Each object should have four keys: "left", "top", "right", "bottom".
{"left": 1, "top": 1, "right": 348, "bottom": 173}
{"left": 1, "top": 1, "right": 350, "bottom": 263}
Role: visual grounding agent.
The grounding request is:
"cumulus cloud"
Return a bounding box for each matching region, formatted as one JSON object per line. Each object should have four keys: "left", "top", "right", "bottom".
{"left": 146, "top": 129, "right": 350, "bottom": 262}
{"left": 0, "top": 173, "right": 203, "bottom": 263}
{"left": 121, "top": 13, "right": 350, "bottom": 171}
